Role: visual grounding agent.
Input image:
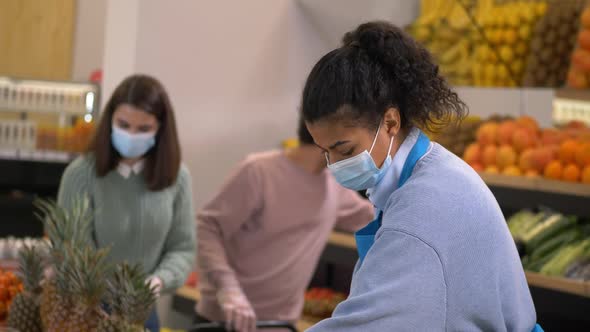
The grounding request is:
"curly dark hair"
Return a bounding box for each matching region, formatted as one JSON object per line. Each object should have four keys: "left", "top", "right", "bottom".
{"left": 301, "top": 21, "right": 468, "bottom": 131}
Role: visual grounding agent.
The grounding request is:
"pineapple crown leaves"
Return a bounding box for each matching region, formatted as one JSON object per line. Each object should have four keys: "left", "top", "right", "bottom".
{"left": 105, "top": 262, "right": 157, "bottom": 325}
{"left": 34, "top": 197, "right": 94, "bottom": 272}
{"left": 34, "top": 196, "right": 93, "bottom": 253}
{"left": 63, "top": 245, "right": 112, "bottom": 308}
{"left": 16, "top": 244, "right": 47, "bottom": 294}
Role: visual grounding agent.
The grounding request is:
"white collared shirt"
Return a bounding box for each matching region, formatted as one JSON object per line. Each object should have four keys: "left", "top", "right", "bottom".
{"left": 117, "top": 160, "right": 145, "bottom": 178}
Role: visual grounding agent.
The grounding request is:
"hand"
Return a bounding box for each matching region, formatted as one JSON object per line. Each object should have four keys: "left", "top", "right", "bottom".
{"left": 217, "top": 288, "right": 256, "bottom": 332}
{"left": 146, "top": 276, "right": 163, "bottom": 297}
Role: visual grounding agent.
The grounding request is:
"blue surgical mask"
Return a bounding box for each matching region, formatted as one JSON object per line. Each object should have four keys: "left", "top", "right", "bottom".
{"left": 111, "top": 126, "right": 156, "bottom": 158}
{"left": 327, "top": 123, "right": 394, "bottom": 191}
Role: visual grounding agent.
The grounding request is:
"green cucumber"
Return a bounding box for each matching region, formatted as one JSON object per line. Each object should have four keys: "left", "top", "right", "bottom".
{"left": 525, "top": 214, "right": 576, "bottom": 251}
{"left": 529, "top": 228, "right": 581, "bottom": 261}
{"left": 540, "top": 240, "right": 590, "bottom": 276}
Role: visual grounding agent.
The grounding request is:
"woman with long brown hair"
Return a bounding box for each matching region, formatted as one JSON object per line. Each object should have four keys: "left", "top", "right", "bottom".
{"left": 58, "top": 74, "right": 196, "bottom": 331}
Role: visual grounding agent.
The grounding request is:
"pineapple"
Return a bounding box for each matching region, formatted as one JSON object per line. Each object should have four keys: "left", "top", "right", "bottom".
{"left": 34, "top": 197, "right": 97, "bottom": 331}
{"left": 7, "top": 244, "right": 46, "bottom": 332}
{"left": 34, "top": 197, "right": 157, "bottom": 331}
{"left": 97, "top": 263, "right": 157, "bottom": 332}
{"left": 63, "top": 246, "right": 111, "bottom": 331}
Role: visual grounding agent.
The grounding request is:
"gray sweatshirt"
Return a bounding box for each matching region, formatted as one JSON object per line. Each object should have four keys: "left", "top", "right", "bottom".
{"left": 308, "top": 130, "right": 536, "bottom": 331}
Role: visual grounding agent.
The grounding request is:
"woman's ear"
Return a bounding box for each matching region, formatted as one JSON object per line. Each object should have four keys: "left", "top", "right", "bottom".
{"left": 383, "top": 107, "right": 401, "bottom": 137}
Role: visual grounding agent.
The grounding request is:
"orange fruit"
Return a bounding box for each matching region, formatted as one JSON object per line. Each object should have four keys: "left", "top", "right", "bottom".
{"left": 485, "top": 165, "right": 500, "bottom": 174}
{"left": 532, "top": 147, "right": 554, "bottom": 172}
{"left": 579, "top": 30, "right": 590, "bottom": 51}
{"left": 496, "top": 145, "right": 517, "bottom": 170}
{"left": 470, "top": 162, "right": 484, "bottom": 172}
{"left": 463, "top": 143, "right": 482, "bottom": 165}
{"left": 516, "top": 116, "right": 540, "bottom": 135}
{"left": 567, "top": 67, "right": 589, "bottom": 89}
{"left": 497, "top": 120, "right": 518, "bottom": 145}
{"left": 563, "top": 164, "right": 582, "bottom": 182}
{"left": 512, "top": 128, "right": 536, "bottom": 152}
{"left": 582, "top": 166, "right": 590, "bottom": 184}
{"left": 519, "top": 149, "right": 535, "bottom": 171}
{"left": 544, "top": 160, "right": 564, "bottom": 180}
{"left": 4, "top": 271, "right": 17, "bottom": 286}
{"left": 482, "top": 145, "right": 498, "bottom": 167}
{"left": 8, "top": 286, "right": 18, "bottom": 299}
{"left": 525, "top": 169, "right": 540, "bottom": 178}
{"left": 477, "top": 123, "right": 499, "bottom": 146}
{"left": 575, "top": 142, "right": 590, "bottom": 167}
{"left": 0, "top": 286, "right": 7, "bottom": 301}
{"left": 582, "top": 9, "right": 590, "bottom": 29}
{"left": 502, "top": 165, "right": 522, "bottom": 176}
{"left": 559, "top": 139, "right": 580, "bottom": 164}
{"left": 572, "top": 49, "right": 590, "bottom": 72}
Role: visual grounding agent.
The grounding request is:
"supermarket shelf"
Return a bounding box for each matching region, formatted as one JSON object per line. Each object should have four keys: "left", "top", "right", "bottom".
{"left": 0, "top": 105, "right": 90, "bottom": 115}
{"left": 327, "top": 232, "right": 590, "bottom": 298}
{"left": 173, "top": 286, "right": 321, "bottom": 330}
{"left": 328, "top": 231, "right": 356, "bottom": 250}
{"left": 0, "top": 149, "right": 75, "bottom": 163}
{"left": 480, "top": 173, "right": 590, "bottom": 198}
{"left": 526, "top": 272, "right": 590, "bottom": 298}
{"left": 176, "top": 285, "right": 201, "bottom": 302}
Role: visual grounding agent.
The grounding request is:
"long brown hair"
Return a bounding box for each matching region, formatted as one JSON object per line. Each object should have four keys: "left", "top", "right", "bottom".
{"left": 88, "top": 74, "right": 181, "bottom": 191}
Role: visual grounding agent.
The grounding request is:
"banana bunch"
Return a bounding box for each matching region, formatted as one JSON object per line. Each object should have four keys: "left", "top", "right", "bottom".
{"left": 408, "top": 0, "right": 478, "bottom": 85}
{"left": 471, "top": 0, "right": 548, "bottom": 87}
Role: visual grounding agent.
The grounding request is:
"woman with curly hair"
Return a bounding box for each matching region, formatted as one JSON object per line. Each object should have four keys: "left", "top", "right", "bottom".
{"left": 301, "top": 21, "right": 540, "bottom": 331}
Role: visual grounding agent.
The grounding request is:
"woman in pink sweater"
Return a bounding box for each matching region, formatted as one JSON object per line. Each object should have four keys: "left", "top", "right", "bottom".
{"left": 195, "top": 118, "right": 374, "bottom": 332}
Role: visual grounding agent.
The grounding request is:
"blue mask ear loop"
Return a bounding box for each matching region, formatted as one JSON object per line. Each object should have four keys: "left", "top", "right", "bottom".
{"left": 369, "top": 122, "right": 395, "bottom": 168}
{"left": 324, "top": 122, "right": 394, "bottom": 166}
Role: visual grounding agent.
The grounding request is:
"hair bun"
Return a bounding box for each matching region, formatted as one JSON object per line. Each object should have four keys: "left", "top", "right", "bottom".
{"left": 342, "top": 21, "right": 405, "bottom": 57}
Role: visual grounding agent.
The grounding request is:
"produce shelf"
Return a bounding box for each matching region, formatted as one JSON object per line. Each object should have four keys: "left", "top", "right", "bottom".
{"left": 525, "top": 272, "right": 590, "bottom": 298}
{"left": 326, "top": 232, "right": 590, "bottom": 298}
{"left": 173, "top": 286, "right": 321, "bottom": 330}
{"left": 480, "top": 173, "right": 590, "bottom": 198}
{"left": 0, "top": 149, "right": 75, "bottom": 163}
{"left": 480, "top": 173, "right": 590, "bottom": 218}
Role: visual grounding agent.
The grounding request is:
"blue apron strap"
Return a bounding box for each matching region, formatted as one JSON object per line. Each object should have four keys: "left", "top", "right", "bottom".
{"left": 531, "top": 324, "right": 544, "bottom": 332}
{"left": 355, "top": 131, "right": 431, "bottom": 263}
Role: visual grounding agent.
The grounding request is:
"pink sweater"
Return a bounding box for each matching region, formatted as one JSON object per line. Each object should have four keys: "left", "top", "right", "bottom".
{"left": 196, "top": 150, "right": 374, "bottom": 322}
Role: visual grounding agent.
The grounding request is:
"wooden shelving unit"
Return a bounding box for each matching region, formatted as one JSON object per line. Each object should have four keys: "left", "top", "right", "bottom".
{"left": 327, "top": 231, "right": 590, "bottom": 299}
{"left": 480, "top": 173, "right": 590, "bottom": 218}
{"left": 480, "top": 173, "right": 590, "bottom": 198}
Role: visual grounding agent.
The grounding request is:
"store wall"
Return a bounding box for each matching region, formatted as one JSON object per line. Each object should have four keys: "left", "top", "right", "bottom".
{"left": 102, "top": 0, "right": 422, "bottom": 213}
{"left": 71, "top": 0, "right": 107, "bottom": 82}
{"left": 102, "top": 0, "right": 326, "bottom": 212}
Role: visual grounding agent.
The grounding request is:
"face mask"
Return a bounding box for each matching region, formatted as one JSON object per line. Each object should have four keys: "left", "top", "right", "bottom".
{"left": 327, "top": 123, "right": 394, "bottom": 191}
{"left": 111, "top": 126, "right": 156, "bottom": 158}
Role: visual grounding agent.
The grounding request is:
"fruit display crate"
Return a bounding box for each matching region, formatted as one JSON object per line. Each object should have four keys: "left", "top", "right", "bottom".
{"left": 171, "top": 286, "right": 320, "bottom": 331}
{"left": 318, "top": 231, "right": 590, "bottom": 329}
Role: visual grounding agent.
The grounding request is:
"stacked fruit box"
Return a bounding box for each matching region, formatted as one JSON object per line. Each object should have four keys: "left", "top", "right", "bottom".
{"left": 507, "top": 210, "right": 590, "bottom": 279}
{"left": 474, "top": 1, "right": 547, "bottom": 87}
{"left": 462, "top": 115, "right": 590, "bottom": 183}
{"left": 522, "top": 0, "right": 586, "bottom": 87}
{"left": 568, "top": 4, "right": 590, "bottom": 88}
{"left": 409, "top": 0, "right": 590, "bottom": 88}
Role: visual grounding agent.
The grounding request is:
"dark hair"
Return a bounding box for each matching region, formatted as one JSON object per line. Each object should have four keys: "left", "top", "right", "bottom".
{"left": 301, "top": 21, "right": 467, "bottom": 131}
{"left": 297, "top": 115, "right": 314, "bottom": 145}
{"left": 88, "top": 74, "right": 181, "bottom": 191}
